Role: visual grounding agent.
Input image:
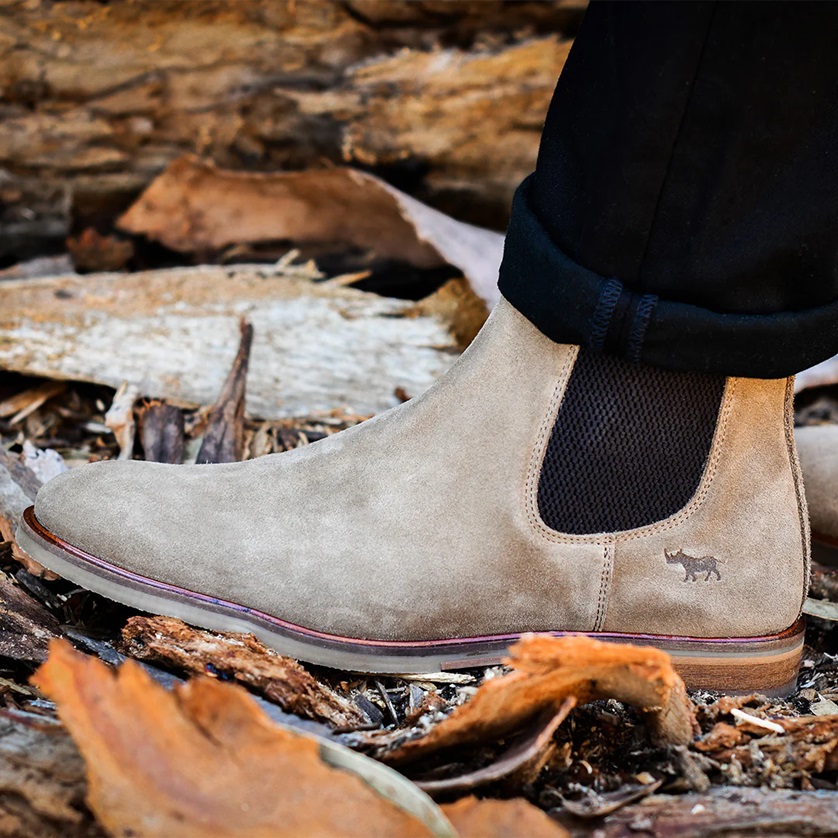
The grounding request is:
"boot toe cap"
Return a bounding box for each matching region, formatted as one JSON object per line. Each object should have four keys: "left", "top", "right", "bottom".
{"left": 34, "top": 459, "right": 164, "bottom": 563}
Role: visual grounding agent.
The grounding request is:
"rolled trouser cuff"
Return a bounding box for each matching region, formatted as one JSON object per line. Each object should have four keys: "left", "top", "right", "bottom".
{"left": 498, "top": 174, "right": 838, "bottom": 378}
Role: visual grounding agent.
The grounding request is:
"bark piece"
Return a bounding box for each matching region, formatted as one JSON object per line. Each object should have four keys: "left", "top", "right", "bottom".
{"left": 66, "top": 228, "right": 134, "bottom": 273}
{"left": 122, "top": 615, "right": 366, "bottom": 728}
{"left": 442, "top": 797, "right": 568, "bottom": 838}
{"left": 1, "top": 510, "right": 57, "bottom": 581}
{"left": 803, "top": 597, "right": 838, "bottom": 622}
{"left": 694, "top": 714, "right": 838, "bottom": 784}
{"left": 0, "top": 266, "right": 464, "bottom": 418}
{"left": 33, "top": 641, "right": 446, "bottom": 838}
{"left": 810, "top": 561, "right": 838, "bottom": 602}
{"left": 118, "top": 156, "right": 504, "bottom": 307}
{"left": 196, "top": 320, "right": 253, "bottom": 464}
{"left": 104, "top": 382, "right": 139, "bottom": 460}
{"left": 380, "top": 635, "right": 698, "bottom": 766}
{"left": 0, "top": 575, "right": 61, "bottom": 663}
{"left": 0, "top": 709, "right": 102, "bottom": 838}
{"left": 592, "top": 788, "right": 838, "bottom": 837}
{"left": 415, "top": 700, "right": 575, "bottom": 795}
{"left": 138, "top": 401, "right": 185, "bottom": 464}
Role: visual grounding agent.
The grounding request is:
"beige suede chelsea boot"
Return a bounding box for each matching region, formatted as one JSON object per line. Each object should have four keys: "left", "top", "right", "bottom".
{"left": 794, "top": 424, "right": 838, "bottom": 566}
{"left": 19, "top": 298, "right": 809, "bottom": 693}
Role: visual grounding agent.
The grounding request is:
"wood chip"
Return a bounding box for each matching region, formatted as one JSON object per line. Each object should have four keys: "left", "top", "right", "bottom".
{"left": 730, "top": 708, "right": 786, "bottom": 734}
{"left": 196, "top": 319, "right": 252, "bottom": 464}
{"left": 121, "top": 615, "right": 366, "bottom": 728}
{"left": 104, "top": 382, "right": 139, "bottom": 460}
{"left": 137, "top": 401, "right": 185, "bottom": 464}
{"left": 0, "top": 381, "right": 67, "bottom": 424}
{"left": 804, "top": 596, "right": 838, "bottom": 622}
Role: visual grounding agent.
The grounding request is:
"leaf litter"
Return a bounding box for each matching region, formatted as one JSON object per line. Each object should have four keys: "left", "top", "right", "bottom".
{"left": 0, "top": 163, "right": 836, "bottom": 836}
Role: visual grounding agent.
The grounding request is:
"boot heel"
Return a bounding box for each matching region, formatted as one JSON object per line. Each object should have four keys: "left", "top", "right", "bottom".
{"left": 658, "top": 619, "right": 805, "bottom": 697}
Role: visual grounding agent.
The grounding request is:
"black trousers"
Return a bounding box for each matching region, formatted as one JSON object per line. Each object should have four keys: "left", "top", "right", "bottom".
{"left": 498, "top": 1, "right": 838, "bottom": 378}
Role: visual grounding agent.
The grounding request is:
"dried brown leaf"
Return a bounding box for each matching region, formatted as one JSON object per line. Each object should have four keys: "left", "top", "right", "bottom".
{"left": 33, "top": 640, "right": 437, "bottom": 838}
{"left": 122, "top": 615, "right": 366, "bottom": 728}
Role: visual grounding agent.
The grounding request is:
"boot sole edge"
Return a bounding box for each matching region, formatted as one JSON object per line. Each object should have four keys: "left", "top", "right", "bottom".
{"left": 18, "top": 507, "right": 804, "bottom": 695}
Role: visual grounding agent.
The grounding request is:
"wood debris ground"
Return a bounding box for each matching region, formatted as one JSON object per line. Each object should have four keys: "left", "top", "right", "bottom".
{"left": 0, "top": 4, "right": 837, "bottom": 827}
{"left": 0, "top": 268, "right": 837, "bottom": 835}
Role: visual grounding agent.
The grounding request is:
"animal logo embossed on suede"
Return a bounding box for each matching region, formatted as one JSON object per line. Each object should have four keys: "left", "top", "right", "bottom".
{"left": 665, "top": 549, "right": 722, "bottom": 582}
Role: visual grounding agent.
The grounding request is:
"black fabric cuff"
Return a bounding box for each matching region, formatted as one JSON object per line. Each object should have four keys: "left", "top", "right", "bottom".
{"left": 497, "top": 174, "right": 838, "bottom": 379}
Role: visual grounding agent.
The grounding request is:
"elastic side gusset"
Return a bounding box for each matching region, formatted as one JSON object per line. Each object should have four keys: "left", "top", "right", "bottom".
{"left": 537, "top": 349, "right": 726, "bottom": 534}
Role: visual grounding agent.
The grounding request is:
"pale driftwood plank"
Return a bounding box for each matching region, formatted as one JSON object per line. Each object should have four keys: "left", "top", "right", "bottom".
{"left": 0, "top": 266, "right": 463, "bottom": 419}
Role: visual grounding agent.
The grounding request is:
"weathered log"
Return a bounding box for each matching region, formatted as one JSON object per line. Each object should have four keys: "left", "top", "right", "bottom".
{"left": 0, "top": 266, "right": 475, "bottom": 418}
{"left": 581, "top": 788, "right": 838, "bottom": 838}
{"left": 0, "top": 574, "right": 61, "bottom": 664}
{"left": 0, "top": 0, "right": 579, "bottom": 259}
{"left": 0, "top": 709, "right": 102, "bottom": 838}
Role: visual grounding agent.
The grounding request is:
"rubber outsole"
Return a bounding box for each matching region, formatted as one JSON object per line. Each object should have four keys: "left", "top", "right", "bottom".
{"left": 18, "top": 507, "right": 805, "bottom": 694}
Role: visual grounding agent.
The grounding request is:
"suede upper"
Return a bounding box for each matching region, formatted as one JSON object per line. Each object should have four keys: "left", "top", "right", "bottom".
{"left": 34, "top": 298, "right": 808, "bottom": 642}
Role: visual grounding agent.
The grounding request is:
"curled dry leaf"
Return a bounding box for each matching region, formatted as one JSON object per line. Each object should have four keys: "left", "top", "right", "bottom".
{"left": 122, "top": 615, "right": 366, "bottom": 728}
{"left": 32, "top": 640, "right": 444, "bottom": 838}
{"left": 381, "top": 634, "right": 698, "bottom": 766}
{"left": 441, "top": 796, "right": 569, "bottom": 838}
{"left": 415, "top": 699, "right": 576, "bottom": 796}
